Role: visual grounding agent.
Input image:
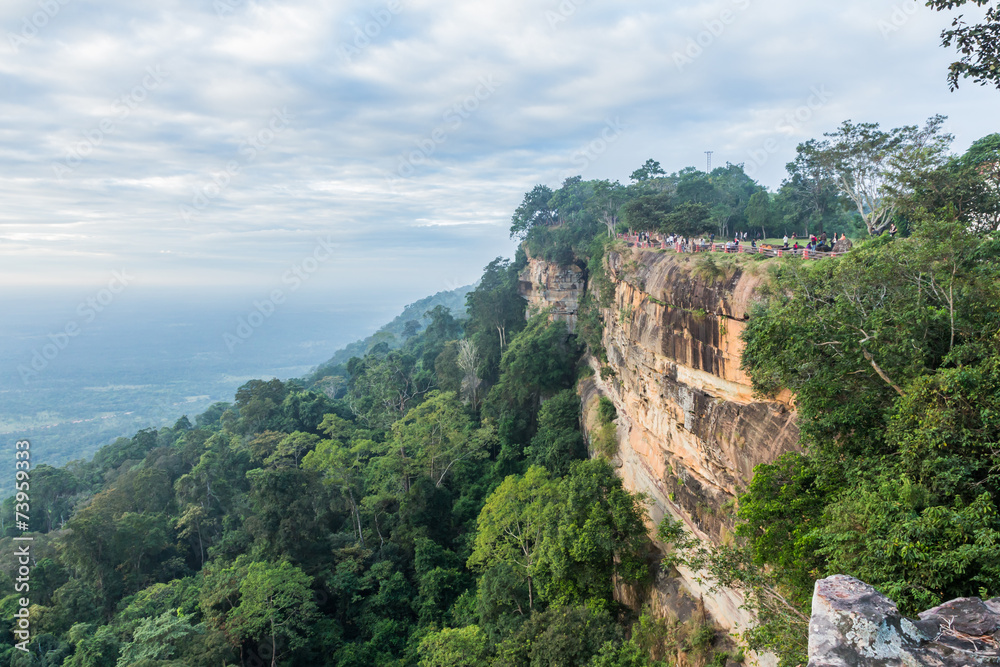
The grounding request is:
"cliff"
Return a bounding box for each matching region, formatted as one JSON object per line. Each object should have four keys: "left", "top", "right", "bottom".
{"left": 521, "top": 247, "right": 1000, "bottom": 666}
{"left": 521, "top": 247, "right": 800, "bottom": 657}
{"left": 518, "top": 258, "right": 584, "bottom": 332}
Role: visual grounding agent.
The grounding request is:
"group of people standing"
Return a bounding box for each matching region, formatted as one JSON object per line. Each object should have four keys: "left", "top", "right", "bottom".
{"left": 779, "top": 232, "right": 847, "bottom": 253}
{"left": 625, "top": 229, "right": 851, "bottom": 257}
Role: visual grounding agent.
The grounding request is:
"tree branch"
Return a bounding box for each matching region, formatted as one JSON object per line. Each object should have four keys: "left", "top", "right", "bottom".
{"left": 862, "top": 349, "right": 904, "bottom": 396}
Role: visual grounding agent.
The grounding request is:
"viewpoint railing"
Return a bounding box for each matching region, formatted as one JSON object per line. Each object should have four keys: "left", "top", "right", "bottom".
{"left": 620, "top": 236, "right": 847, "bottom": 260}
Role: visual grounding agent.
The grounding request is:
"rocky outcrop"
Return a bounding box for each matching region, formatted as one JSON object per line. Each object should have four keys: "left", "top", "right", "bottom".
{"left": 808, "top": 575, "right": 1000, "bottom": 666}
{"left": 520, "top": 248, "right": 1000, "bottom": 666}
{"left": 520, "top": 247, "right": 800, "bottom": 661}
{"left": 519, "top": 258, "right": 585, "bottom": 332}
{"left": 592, "top": 249, "right": 798, "bottom": 649}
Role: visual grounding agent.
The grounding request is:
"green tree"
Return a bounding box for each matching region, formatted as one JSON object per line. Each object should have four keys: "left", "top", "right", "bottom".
{"left": 115, "top": 612, "right": 200, "bottom": 666}
{"left": 810, "top": 116, "right": 954, "bottom": 235}
{"left": 347, "top": 346, "right": 432, "bottom": 431}
{"left": 591, "top": 180, "right": 629, "bottom": 238}
{"left": 525, "top": 390, "right": 587, "bottom": 476}
{"left": 899, "top": 132, "right": 1000, "bottom": 233}
{"left": 465, "top": 257, "right": 527, "bottom": 383}
{"left": 629, "top": 159, "right": 666, "bottom": 183}
{"left": 924, "top": 0, "right": 1000, "bottom": 90}
{"left": 777, "top": 141, "right": 848, "bottom": 236}
{"left": 534, "top": 459, "right": 650, "bottom": 606}
{"left": 510, "top": 185, "right": 557, "bottom": 239}
{"left": 387, "top": 390, "right": 484, "bottom": 491}
{"left": 226, "top": 561, "right": 318, "bottom": 667}
{"left": 494, "top": 605, "right": 620, "bottom": 667}
{"left": 417, "top": 625, "right": 489, "bottom": 667}
{"left": 483, "top": 314, "right": 579, "bottom": 450}
{"left": 468, "top": 466, "right": 559, "bottom": 610}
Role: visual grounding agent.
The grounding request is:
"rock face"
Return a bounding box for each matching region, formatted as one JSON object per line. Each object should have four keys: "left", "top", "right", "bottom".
{"left": 519, "top": 257, "right": 585, "bottom": 332}
{"left": 520, "top": 248, "right": 1000, "bottom": 665}
{"left": 520, "top": 248, "right": 800, "bottom": 651}
{"left": 808, "top": 575, "right": 1000, "bottom": 666}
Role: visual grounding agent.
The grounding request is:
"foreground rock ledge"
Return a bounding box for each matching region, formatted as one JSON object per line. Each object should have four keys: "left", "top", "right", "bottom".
{"left": 808, "top": 575, "right": 1000, "bottom": 666}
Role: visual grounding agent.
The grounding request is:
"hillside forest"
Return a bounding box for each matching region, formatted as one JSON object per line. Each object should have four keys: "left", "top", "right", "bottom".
{"left": 2, "top": 120, "right": 999, "bottom": 667}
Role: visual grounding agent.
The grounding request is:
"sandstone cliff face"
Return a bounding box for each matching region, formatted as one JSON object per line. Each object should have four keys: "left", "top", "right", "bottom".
{"left": 521, "top": 249, "right": 998, "bottom": 665}
{"left": 519, "top": 258, "right": 585, "bottom": 332}
{"left": 520, "top": 248, "right": 800, "bottom": 649}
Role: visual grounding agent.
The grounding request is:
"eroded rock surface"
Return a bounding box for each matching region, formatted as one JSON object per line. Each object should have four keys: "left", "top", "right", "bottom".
{"left": 518, "top": 257, "right": 584, "bottom": 332}
{"left": 520, "top": 249, "right": 798, "bottom": 655}
{"left": 808, "top": 575, "right": 1000, "bottom": 666}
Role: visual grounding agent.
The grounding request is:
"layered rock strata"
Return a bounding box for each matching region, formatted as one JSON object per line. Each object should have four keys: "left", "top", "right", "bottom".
{"left": 520, "top": 248, "right": 800, "bottom": 647}
{"left": 518, "top": 258, "right": 584, "bottom": 332}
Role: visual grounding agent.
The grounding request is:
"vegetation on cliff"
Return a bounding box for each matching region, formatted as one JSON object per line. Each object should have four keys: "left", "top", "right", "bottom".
{"left": 661, "top": 132, "right": 1000, "bottom": 665}
{"left": 4, "top": 115, "right": 999, "bottom": 666}
{"left": 0, "top": 259, "right": 702, "bottom": 666}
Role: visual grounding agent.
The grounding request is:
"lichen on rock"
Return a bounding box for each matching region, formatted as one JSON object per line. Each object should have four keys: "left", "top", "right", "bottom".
{"left": 808, "top": 575, "right": 1000, "bottom": 666}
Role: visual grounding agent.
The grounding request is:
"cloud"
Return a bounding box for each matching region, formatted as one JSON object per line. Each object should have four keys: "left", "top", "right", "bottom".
{"left": 1, "top": 0, "right": 998, "bottom": 294}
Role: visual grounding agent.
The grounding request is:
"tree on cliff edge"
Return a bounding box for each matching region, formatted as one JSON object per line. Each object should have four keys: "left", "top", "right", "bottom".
{"left": 510, "top": 185, "right": 557, "bottom": 239}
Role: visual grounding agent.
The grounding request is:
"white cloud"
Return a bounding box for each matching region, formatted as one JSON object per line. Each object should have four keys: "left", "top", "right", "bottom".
{"left": 0, "top": 0, "right": 998, "bottom": 293}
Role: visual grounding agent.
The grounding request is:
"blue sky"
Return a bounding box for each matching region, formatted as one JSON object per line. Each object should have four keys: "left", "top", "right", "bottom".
{"left": 1, "top": 0, "right": 998, "bottom": 302}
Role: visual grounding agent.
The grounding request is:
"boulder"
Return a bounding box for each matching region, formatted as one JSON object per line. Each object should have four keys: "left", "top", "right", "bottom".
{"left": 832, "top": 237, "right": 853, "bottom": 253}
{"left": 808, "top": 575, "right": 1000, "bottom": 666}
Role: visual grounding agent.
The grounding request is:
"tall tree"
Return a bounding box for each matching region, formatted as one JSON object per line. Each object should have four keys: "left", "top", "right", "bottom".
{"left": 779, "top": 139, "right": 846, "bottom": 235}
{"left": 225, "top": 561, "right": 319, "bottom": 667}
{"left": 814, "top": 116, "right": 954, "bottom": 235}
{"left": 590, "top": 180, "right": 629, "bottom": 238}
{"left": 629, "top": 158, "right": 666, "bottom": 183}
{"left": 510, "top": 185, "right": 557, "bottom": 239}
{"left": 465, "top": 257, "right": 527, "bottom": 383}
{"left": 388, "top": 390, "right": 483, "bottom": 491}
{"left": 468, "top": 466, "right": 558, "bottom": 611}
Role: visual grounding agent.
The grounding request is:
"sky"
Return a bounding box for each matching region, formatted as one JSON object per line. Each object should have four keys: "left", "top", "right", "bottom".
{"left": 1, "top": 0, "right": 999, "bottom": 303}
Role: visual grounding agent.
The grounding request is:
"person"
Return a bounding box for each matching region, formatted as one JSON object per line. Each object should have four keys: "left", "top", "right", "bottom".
{"left": 782, "top": 234, "right": 789, "bottom": 246}
{"left": 889, "top": 223, "right": 897, "bottom": 238}
{"left": 793, "top": 241, "right": 800, "bottom": 251}
{"left": 751, "top": 239, "right": 757, "bottom": 249}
